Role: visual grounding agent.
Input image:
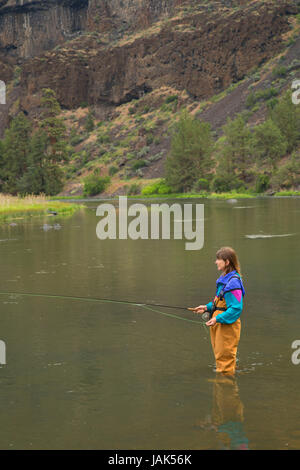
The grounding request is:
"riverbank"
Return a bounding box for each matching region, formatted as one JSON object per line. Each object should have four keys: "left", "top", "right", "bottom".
{"left": 50, "top": 190, "right": 300, "bottom": 200}
{"left": 0, "top": 194, "right": 85, "bottom": 221}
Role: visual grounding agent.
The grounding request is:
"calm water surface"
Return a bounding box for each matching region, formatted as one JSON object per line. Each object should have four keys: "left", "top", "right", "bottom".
{"left": 0, "top": 197, "right": 299, "bottom": 449}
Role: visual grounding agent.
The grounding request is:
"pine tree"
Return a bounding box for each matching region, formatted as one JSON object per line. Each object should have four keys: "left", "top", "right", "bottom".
{"left": 218, "top": 114, "right": 252, "bottom": 181}
{"left": 16, "top": 129, "right": 54, "bottom": 195}
{"left": 0, "top": 140, "right": 4, "bottom": 192}
{"left": 0, "top": 89, "right": 69, "bottom": 196}
{"left": 270, "top": 90, "right": 300, "bottom": 153}
{"left": 1, "top": 112, "right": 32, "bottom": 194}
{"left": 17, "top": 126, "right": 65, "bottom": 196}
{"left": 85, "top": 110, "right": 95, "bottom": 133}
{"left": 40, "top": 88, "right": 69, "bottom": 164}
{"left": 164, "top": 110, "right": 214, "bottom": 192}
{"left": 252, "top": 119, "right": 287, "bottom": 171}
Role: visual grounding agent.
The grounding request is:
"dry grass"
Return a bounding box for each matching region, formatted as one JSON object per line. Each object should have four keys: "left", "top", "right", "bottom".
{"left": 0, "top": 193, "right": 48, "bottom": 208}
{"left": 0, "top": 193, "right": 83, "bottom": 218}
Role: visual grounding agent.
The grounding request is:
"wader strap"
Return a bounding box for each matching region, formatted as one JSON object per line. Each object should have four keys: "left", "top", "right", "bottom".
{"left": 209, "top": 304, "right": 227, "bottom": 319}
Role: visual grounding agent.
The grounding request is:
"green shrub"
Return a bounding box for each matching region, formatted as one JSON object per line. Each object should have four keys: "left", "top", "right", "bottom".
{"left": 246, "top": 87, "right": 279, "bottom": 108}
{"left": 141, "top": 179, "right": 172, "bottom": 195}
{"left": 108, "top": 166, "right": 118, "bottom": 176}
{"left": 266, "top": 98, "right": 279, "bottom": 110}
{"left": 255, "top": 174, "right": 270, "bottom": 193}
{"left": 257, "top": 87, "right": 279, "bottom": 100}
{"left": 146, "top": 135, "right": 154, "bottom": 145}
{"left": 131, "top": 159, "right": 148, "bottom": 170}
{"left": 70, "top": 133, "right": 85, "bottom": 146}
{"left": 83, "top": 172, "right": 111, "bottom": 196}
{"left": 165, "top": 95, "right": 178, "bottom": 104}
{"left": 192, "top": 178, "right": 210, "bottom": 192}
{"left": 211, "top": 175, "right": 243, "bottom": 193}
{"left": 246, "top": 92, "right": 256, "bottom": 109}
{"left": 127, "top": 183, "right": 141, "bottom": 195}
{"left": 137, "top": 146, "right": 150, "bottom": 158}
{"left": 148, "top": 152, "right": 163, "bottom": 162}
{"left": 272, "top": 66, "right": 287, "bottom": 78}
{"left": 13, "top": 66, "right": 21, "bottom": 86}
{"left": 97, "top": 134, "right": 110, "bottom": 144}
{"left": 85, "top": 111, "right": 95, "bottom": 133}
{"left": 143, "top": 105, "right": 151, "bottom": 114}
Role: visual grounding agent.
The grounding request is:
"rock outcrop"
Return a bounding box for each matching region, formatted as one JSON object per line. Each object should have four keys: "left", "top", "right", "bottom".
{"left": 19, "top": 1, "right": 298, "bottom": 111}
{"left": 0, "top": 0, "right": 298, "bottom": 130}
{"left": 0, "top": 0, "right": 88, "bottom": 61}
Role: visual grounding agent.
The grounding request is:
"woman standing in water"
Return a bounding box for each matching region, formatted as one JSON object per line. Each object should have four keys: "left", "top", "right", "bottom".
{"left": 190, "top": 247, "right": 245, "bottom": 376}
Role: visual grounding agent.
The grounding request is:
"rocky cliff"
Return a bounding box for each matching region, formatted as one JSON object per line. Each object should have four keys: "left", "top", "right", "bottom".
{"left": 0, "top": 0, "right": 181, "bottom": 64}
{"left": 0, "top": 0, "right": 298, "bottom": 130}
{"left": 0, "top": 0, "right": 88, "bottom": 64}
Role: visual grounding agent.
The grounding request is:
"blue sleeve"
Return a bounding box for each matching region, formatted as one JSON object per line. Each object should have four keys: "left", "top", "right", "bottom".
{"left": 215, "top": 290, "right": 243, "bottom": 324}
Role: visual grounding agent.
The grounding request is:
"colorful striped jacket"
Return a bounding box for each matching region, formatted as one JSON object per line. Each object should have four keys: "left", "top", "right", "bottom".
{"left": 205, "top": 270, "right": 245, "bottom": 324}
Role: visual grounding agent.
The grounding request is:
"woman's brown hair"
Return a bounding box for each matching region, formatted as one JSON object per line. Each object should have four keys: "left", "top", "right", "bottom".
{"left": 216, "top": 246, "right": 242, "bottom": 276}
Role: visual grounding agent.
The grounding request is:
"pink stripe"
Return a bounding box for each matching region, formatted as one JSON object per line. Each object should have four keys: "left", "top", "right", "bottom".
{"left": 231, "top": 289, "right": 242, "bottom": 302}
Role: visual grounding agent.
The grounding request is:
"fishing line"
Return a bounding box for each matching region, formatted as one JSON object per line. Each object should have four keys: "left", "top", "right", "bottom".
{"left": 0, "top": 291, "right": 207, "bottom": 327}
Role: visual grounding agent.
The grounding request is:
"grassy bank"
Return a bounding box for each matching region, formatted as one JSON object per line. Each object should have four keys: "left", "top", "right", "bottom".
{"left": 49, "top": 195, "right": 85, "bottom": 200}
{"left": 0, "top": 194, "right": 85, "bottom": 221}
{"left": 50, "top": 190, "right": 300, "bottom": 201}
{"left": 274, "top": 190, "right": 300, "bottom": 196}
{"left": 132, "top": 191, "right": 257, "bottom": 199}
{"left": 51, "top": 191, "right": 258, "bottom": 200}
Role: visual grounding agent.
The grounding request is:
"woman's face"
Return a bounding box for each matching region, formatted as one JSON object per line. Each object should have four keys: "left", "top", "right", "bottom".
{"left": 215, "top": 257, "right": 229, "bottom": 272}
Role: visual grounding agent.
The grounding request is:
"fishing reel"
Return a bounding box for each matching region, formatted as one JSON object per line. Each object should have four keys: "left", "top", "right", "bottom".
{"left": 201, "top": 311, "right": 211, "bottom": 322}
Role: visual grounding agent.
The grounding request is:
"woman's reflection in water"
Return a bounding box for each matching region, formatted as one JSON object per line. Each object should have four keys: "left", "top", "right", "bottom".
{"left": 196, "top": 374, "right": 249, "bottom": 450}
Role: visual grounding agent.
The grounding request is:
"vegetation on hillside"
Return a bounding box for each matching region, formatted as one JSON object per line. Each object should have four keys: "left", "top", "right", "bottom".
{"left": 0, "top": 88, "right": 70, "bottom": 196}
{"left": 1, "top": 6, "right": 299, "bottom": 199}
{"left": 163, "top": 90, "right": 300, "bottom": 195}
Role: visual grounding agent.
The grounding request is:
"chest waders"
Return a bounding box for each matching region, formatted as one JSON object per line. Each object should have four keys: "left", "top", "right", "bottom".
{"left": 209, "top": 275, "right": 242, "bottom": 375}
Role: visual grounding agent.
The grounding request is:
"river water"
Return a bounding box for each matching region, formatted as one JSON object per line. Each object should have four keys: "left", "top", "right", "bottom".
{"left": 0, "top": 197, "right": 299, "bottom": 449}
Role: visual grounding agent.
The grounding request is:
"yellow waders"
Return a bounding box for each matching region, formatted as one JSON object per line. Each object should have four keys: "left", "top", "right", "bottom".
{"left": 209, "top": 296, "right": 241, "bottom": 375}
{"left": 212, "top": 375, "right": 247, "bottom": 449}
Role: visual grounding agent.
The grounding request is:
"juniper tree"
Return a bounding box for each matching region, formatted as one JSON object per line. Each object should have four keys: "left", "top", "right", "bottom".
{"left": 1, "top": 112, "right": 32, "bottom": 194}
{"left": 218, "top": 114, "right": 252, "bottom": 181}
{"left": 164, "top": 110, "right": 214, "bottom": 192}
{"left": 270, "top": 90, "right": 300, "bottom": 153}
{"left": 40, "top": 88, "right": 69, "bottom": 164}
{"left": 252, "top": 119, "right": 287, "bottom": 171}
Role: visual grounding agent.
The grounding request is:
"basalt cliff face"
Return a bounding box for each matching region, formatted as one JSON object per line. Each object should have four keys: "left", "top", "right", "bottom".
{"left": 0, "top": 0, "right": 88, "bottom": 71}
{"left": 0, "top": 1, "right": 298, "bottom": 129}
{"left": 86, "top": 0, "right": 181, "bottom": 32}
{"left": 0, "top": 0, "right": 180, "bottom": 65}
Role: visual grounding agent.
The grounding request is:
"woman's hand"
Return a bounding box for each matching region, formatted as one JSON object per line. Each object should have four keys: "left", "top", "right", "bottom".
{"left": 188, "top": 305, "right": 207, "bottom": 314}
{"left": 206, "top": 317, "right": 217, "bottom": 326}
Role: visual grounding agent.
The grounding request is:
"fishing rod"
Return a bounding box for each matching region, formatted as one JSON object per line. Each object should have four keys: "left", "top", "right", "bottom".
{"left": 1, "top": 291, "right": 189, "bottom": 310}
{"left": 0, "top": 291, "right": 209, "bottom": 327}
